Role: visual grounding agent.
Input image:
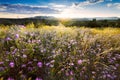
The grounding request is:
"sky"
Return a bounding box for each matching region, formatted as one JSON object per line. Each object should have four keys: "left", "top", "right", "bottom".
{"left": 0, "top": 0, "right": 120, "bottom": 18}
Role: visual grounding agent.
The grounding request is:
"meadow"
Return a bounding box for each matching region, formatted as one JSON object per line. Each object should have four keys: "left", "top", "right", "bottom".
{"left": 0, "top": 25, "right": 120, "bottom": 80}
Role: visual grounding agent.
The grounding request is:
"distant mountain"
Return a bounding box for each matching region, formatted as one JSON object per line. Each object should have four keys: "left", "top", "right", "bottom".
{"left": 93, "top": 17, "right": 119, "bottom": 20}
{"left": 71, "top": 17, "right": 119, "bottom": 21}
{"left": 0, "top": 15, "right": 119, "bottom": 21}
{"left": 0, "top": 16, "right": 119, "bottom": 27}
{"left": 31, "top": 16, "right": 57, "bottom": 20}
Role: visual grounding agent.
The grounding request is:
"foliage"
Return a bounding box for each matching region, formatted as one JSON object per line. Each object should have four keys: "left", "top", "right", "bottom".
{"left": 61, "top": 19, "right": 120, "bottom": 28}
{"left": 0, "top": 25, "right": 120, "bottom": 80}
{"left": 0, "top": 18, "right": 120, "bottom": 28}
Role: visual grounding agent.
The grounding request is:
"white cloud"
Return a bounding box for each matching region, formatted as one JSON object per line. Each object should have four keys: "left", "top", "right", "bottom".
{"left": 48, "top": 3, "right": 67, "bottom": 12}
{"left": 114, "top": 3, "right": 120, "bottom": 9}
{"left": 107, "top": 3, "right": 112, "bottom": 7}
{"left": 49, "top": 3, "right": 66, "bottom": 8}
{"left": 0, "top": 6, "right": 7, "bottom": 11}
{"left": 0, "top": 12, "right": 41, "bottom": 18}
{"left": 107, "top": 3, "right": 120, "bottom": 9}
{"left": 71, "top": 0, "right": 104, "bottom": 8}
{"left": 55, "top": 9, "right": 118, "bottom": 18}
{"left": 0, "top": 2, "right": 119, "bottom": 18}
{"left": 0, "top": 4, "right": 59, "bottom": 14}
{"left": 87, "top": 0, "right": 104, "bottom": 3}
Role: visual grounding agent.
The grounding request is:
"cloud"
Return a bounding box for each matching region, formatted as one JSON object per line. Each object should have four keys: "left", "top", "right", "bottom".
{"left": 48, "top": 3, "right": 67, "bottom": 12}
{"left": 72, "top": 0, "right": 104, "bottom": 8}
{"left": 107, "top": 3, "right": 120, "bottom": 9}
{"left": 55, "top": 7, "right": 120, "bottom": 18}
{"left": 107, "top": 3, "right": 112, "bottom": 7}
{"left": 49, "top": 3, "right": 66, "bottom": 8}
{"left": 87, "top": 0, "right": 104, "bottom": 3}
{"left": 0, "top": 6, "right": 7, "bottom": 11}
{"left": 0, "top": 12, "right": 44, "bottom": 18}
{"left": 71, "top": 0, "right": 113, "bottom": 8}
{"left": 0, "top": 4, "right": 59, "bottom": 14}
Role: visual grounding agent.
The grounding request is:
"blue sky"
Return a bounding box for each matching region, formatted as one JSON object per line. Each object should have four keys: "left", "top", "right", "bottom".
{"left": 0, "top": 0, "right": 120, "bottom": 18}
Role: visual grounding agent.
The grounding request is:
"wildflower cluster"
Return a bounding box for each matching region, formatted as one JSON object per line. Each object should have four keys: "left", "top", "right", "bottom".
{"left": 0, "top": 26, "right": 120, "bottom": 80}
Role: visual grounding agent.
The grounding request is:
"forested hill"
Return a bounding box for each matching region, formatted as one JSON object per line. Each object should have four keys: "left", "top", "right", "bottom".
{"left": 0, "top": 16, "right": 59, "bottom": 26}
{"left": 0, "top": 16, "right": 120, "bottom": 27}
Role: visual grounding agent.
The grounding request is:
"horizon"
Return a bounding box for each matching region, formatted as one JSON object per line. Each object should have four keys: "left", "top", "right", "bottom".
{"left": 0, "top": 15, "right": 119, "bottom": 19}
{"left": 0, "top": 0, "right": 120, "bottom": 18}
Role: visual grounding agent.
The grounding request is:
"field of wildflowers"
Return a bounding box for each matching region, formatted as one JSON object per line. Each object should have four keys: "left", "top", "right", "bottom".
{"left": 0, "top": 25, "right": 120, "bottom": 80}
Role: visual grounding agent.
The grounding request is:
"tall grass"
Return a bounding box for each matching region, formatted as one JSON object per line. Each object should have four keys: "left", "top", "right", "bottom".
{"left": 0, "top": 25, "right": 120, "bottom": 80}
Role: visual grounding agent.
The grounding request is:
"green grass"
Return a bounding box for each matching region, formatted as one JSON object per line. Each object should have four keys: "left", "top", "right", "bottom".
{"left": 0, "top": 25, "right": 120, "bottom": 80}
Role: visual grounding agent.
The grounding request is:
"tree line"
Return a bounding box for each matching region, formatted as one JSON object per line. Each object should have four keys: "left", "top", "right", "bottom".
{"left": 62, "top": 19, "right": 120, "bottom": 28}
{"left": 0, "top": 18, "right": 120, "bottom": 28}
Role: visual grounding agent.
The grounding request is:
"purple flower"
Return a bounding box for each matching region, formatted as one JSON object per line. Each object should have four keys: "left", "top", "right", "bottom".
{"left": 46, "top": 62, "right": 50, "bottom": 66}
{"left": 0, "top": 62, "right": 4, "bottom": 65}
{"left": 9, "top": 62, "right": 15, "bottom": 68}
{"left": 50, "top": 60, "right": 55, "bottom": 63}
{"left": 37, "top": 62, "right": 42, "bottom": 68}
{"left": 23, "top": 54, "right": 27, "bottom": 58}
{"left": 28, "top": 67, "right": 33, "bottom": 71}
{"left": 15, "top": 34, "right": 19, "bottom": 38}
{"left": 19, "top": 25, "right": 25, "bottom": 28}
{"left": 49, "top": 64, "right": 54, "bottom": 67}
{"left": 6, "top": 51, "right": 9, "bottom": 54}
{"left": 107, "top": 74, "right": 112, "bottom": 78}
{"left": 6, "top": 37, "right": 12, "bottom": 41}
{"left": 77, "top": 59, "right": 83, "bottom": 65}
{"left": 21, "top": 64, "right": 26, "bottom": 68}
{"left": 92, "top": 71, "right": 96, "bottom": 74}
{"left": 12, "top": 49, "right": 17, "bottom": 55}
{"left": 69, "top": 63, "right": 74, "bottom": 66}
{"left": 7, "top": 77, "right": 14, "bottom": 80}
{"left": 35, "top": 77, "right": 42, "bottom": 80}
{"left": 70, "top": 71, "right": 73, "bottom": 75}
{"left": 28, "top": 61, "right": 32, "bottom": 64}
{"left": 115, "top": 64, "right": 119, "bottom": 67}
{"left": 65, "top": 72, "right": 69, "bottom": 76}
{"left": 0, "top": 67, "right": 5, "bottom": 71}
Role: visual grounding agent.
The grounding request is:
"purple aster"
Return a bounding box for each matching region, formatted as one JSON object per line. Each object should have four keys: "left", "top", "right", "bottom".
{"left": 49, "top": 64, "right": 54, "bottom": 67}
{"left": 9, "top": 62, "right": 15, "bottom": 68}
{"left": 0, "top": 67, "right": 5, "bottom": 71}
{"left": 50, "top": 60, "right": 55, "bottom": 63}
{"left": 6, "top": 37, "right": 12, "bottom": 41}
{"left": 28, "top": 67, "right": 33, "bottom": 71}
{"left": 77, "top": 59, "right": 83, "bottom": 65}
{"left": 7, "top": 77, "right": 14, "bottom": 80}
{"left": 6, "top": 51, "right": 9, "bottom": 54}
{"left": 65, "top": 72, "right": 69, "bottom": 76}
{"left": 69, "top": 63, "right": 74, "bottom": 66}
{"left": 12, "top": 49, "right": 17, "bottom": 55}
{"left": 28, "top": 61, "right": 32, "bottom": 64}
{"left": 19, "top": 25, "right": 25, "bottom": 28}
{"left": 70, "top": 71, "right": 73, "bottom": 75}
{"left": 92, "top": 71, "right": 96, "bottom": 74}
{"left": 37, "top": 62, "right": 42, "bottom": 68}
{"left": 23, "top": 54, "right": 27, "bottom": 58}
{"left": 35, "top": 77, "right": 42, "bottom": 80}
{"left": 15, "top": 34, "right": 19, "bottom": 38}
{"left": 21, "top": 64, "right": 26, "bottom": 68}
{"left": 45, "top": 62, "right": 50, "bottom": 66}
{"left": 0, "top": 62, "right": 4, "bottom": 65}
